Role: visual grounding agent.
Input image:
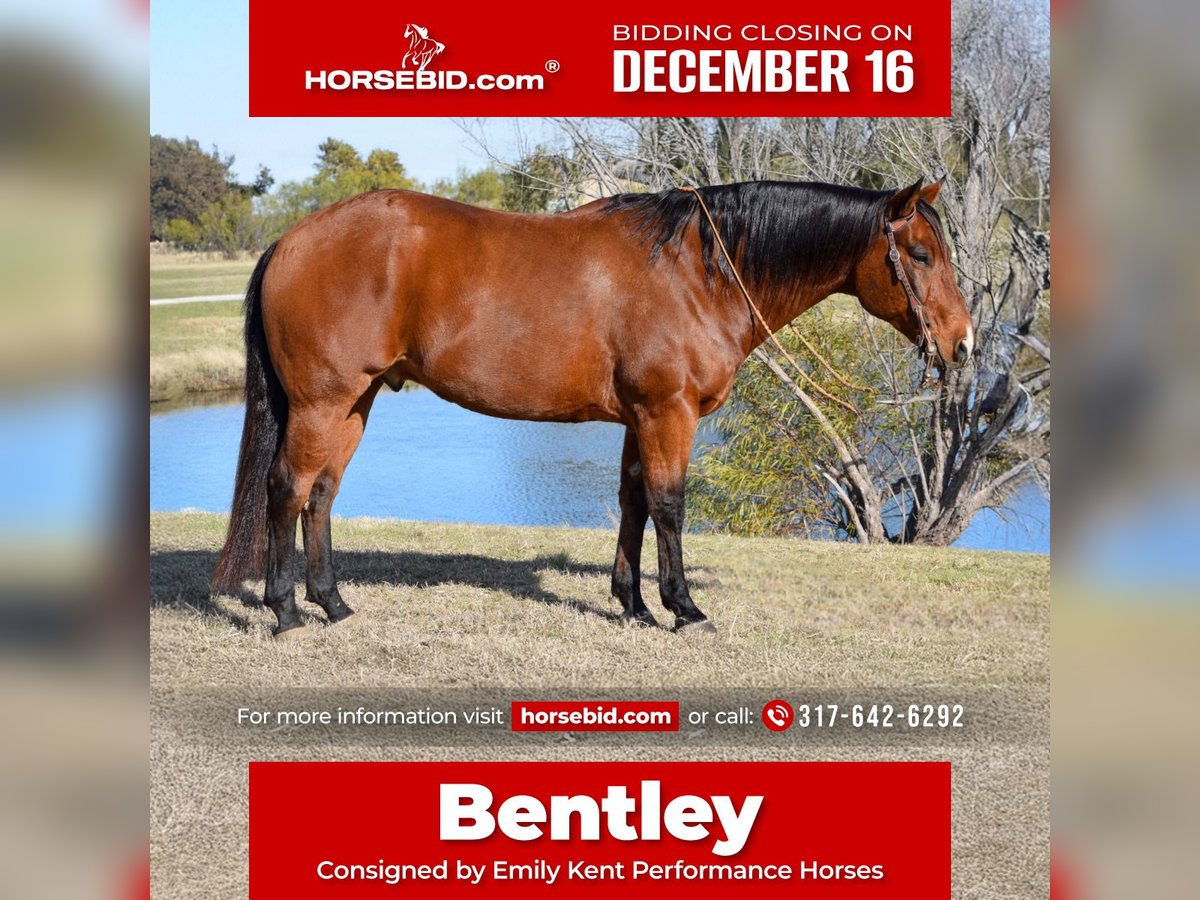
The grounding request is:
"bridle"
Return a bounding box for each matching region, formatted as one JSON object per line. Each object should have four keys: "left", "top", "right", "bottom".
{"left": 883, "top": 215, "right": 940, "bottom": 386}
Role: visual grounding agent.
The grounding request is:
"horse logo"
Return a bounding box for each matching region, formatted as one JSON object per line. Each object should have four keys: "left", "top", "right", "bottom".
{"left": 402, "top": 23, "right": 446, "bottom": 72}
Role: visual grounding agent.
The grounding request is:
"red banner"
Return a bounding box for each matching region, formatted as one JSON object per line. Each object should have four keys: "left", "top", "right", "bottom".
{"left": 249, "top": 761, "right": 950, "bottom": 898}
{"left": 249, "top": 1, "right": 951, "bottom": 117}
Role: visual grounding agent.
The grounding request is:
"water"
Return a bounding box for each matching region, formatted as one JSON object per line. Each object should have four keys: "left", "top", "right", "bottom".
{"left": 149, "top": 389, "right": 1049, "bottom": 552}
{"left": 953, "top": 481, "right": 1048, "bottom": 554}
{"left": 151, "top": 389, "right": 627, "bottom": 528}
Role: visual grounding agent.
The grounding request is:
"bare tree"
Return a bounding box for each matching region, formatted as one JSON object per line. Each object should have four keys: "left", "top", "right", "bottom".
{"left": 466, "top": 0, "right": 1049, "bottom": 545}
{"left": 860, "top": 0, "right": 1050, "bottom": 543}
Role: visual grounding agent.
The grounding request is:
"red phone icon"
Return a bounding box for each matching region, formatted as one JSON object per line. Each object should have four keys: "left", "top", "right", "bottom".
{"left": 762, "top": 699, "right": 794, "bottom": 732}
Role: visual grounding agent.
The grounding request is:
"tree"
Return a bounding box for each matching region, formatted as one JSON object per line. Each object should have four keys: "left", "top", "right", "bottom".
{"left": 432, "top": 167, "right": 505, "bottom": 208}
{"left": 151, "top": 135, "right": 423, "bottom": 254}
{"left": 260, "top": 138, "right": 419, "bottom": 236}
{"left": 519, "top": 0, "right": 1049, "bottom": 545}
{"left": 162, "top": 217, "right": 202, "bottom": 249}
{"left": 310, "top": 139, "right": 415, "bottom": 197}
{"left": 840, "top": 0, "right": 1050, "bottom": 544}
{"left": 688, "top": 319, "right": 877, "bottom": 538}
{"left": 315, "top": 138, "right": 363, "bottom": 179}
{"left": 197, "top": 194, "right": 262, "bottom": 259}
{"left": 501, "top": 148, "right": 580, "bottom": 212}
{"left": 248, "top": 165, "right": 274, "bottom": 197}
{"left": 150, "top": 135, "right": 237, "bottom": 239}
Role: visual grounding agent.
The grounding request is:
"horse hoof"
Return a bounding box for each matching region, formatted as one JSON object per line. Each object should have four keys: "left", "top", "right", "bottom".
{"left": 621, "top": 610, "right": 659, "bottom": 628}
{"left": 326, "top": 609, "right": 364, "bottom": 634}
{"left": 674, "top": 617, "right": 717, "bottom": 636}
{"left": 272, "top": 623, "right": 311, "bottom": 642}
{"left": 326, "top": 604, "right": 356, "bottom": 625}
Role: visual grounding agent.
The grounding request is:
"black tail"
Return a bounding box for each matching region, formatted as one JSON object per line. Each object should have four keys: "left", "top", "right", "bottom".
{"left": 212, "top": 242, "right": 286, "bottom": 592}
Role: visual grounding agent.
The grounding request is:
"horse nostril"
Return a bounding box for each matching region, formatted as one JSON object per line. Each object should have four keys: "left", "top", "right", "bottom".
{"left": 954, "top": 338, "right": 971, "bottom": 364}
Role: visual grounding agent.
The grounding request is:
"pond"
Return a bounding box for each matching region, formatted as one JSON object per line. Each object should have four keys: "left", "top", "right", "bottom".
{"left": 150, "top": 388, "right": 1049, "bottom": 553}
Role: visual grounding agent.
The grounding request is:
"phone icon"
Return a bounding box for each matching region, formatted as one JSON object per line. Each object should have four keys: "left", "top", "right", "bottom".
{"left": 762, "top": 699, "right": 794, "bottom": 732}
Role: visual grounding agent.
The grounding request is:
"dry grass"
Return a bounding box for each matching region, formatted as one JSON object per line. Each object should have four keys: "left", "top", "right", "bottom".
{"left": 151, "top": 512, "right": 1047, "bottom": 689}
{"left": 149, "top": 346, "right": 244, "bottom": 402}
{"left": 149, "top": 299, "right": 245, "bottom": 402}
{"left": 149, "top": 251, "right": 255, "bottom": 402}
{"left": 151, "top": 512, "right": 1049, "bottom": 898}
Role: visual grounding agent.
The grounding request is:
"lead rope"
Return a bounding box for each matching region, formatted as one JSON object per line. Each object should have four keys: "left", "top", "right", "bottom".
{"left": 785, "top": 323, "right": 876, "bottom": 395}
{"left": 676, "top": 186, "right": 862, "bottom": 416}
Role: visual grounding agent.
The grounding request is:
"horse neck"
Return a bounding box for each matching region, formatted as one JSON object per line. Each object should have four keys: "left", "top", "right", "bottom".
{"left": 713, "top": 205, "right": 861, "bottom": 345}
{"left": 744, "top": 272, "right": 852, "bottom": 346}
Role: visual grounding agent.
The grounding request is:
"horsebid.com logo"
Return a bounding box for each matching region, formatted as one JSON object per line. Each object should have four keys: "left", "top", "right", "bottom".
{"left": 304, "top": 21, "right": 547, "bottom": 92}
{"left": 401, "top": 23, "right": 444, "bottom": 72}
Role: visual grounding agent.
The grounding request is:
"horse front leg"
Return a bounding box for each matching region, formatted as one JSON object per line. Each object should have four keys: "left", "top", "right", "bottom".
{"left": 635, "top": 401, "right": 714, "bottom": 633}
{"left": 612, "top": 428, "right": 657, "bottom": 627}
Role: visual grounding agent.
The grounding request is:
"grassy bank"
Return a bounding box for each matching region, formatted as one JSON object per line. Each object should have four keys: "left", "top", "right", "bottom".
{"left": 152, "top": 511, "right": 1049, "bottom": 688}
{"left": 149, "top": 251, "right": 254, "bottom": 402}
{"left": 149, "top": 299, "right": 244, "bottom": 401}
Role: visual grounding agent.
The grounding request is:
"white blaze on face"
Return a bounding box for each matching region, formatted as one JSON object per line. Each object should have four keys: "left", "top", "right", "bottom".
{"left": 964, "top": 322, "right": 975, "bottom": 358}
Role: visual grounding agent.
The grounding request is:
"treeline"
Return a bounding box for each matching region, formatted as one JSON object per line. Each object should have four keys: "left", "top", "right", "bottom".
{"left": 150, "top": 135, "right": 575, "bottom": 257}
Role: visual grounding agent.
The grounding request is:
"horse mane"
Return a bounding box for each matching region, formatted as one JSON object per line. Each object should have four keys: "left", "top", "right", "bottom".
{"left": 409, "top": 23, "right": 428, "bottom": 38}
{"left": 605, "top": 181, "right": 898, "bottom": 296}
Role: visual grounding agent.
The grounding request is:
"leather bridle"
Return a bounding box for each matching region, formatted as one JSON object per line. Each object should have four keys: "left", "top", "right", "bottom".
{"left": 884, "top": 216, "right": 940, "bottom": 386}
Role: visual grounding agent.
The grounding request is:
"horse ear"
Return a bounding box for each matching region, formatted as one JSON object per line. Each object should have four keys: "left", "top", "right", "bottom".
{"left": 919, "top": 179, "right": 942, "bottom": 206}
{"left": 886, "top": 179, "right": 924, "bottom": 223}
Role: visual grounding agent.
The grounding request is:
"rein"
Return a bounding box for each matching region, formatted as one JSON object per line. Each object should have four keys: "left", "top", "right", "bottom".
{"left": 676, "top": 186, "right": 862, "bottom": 416}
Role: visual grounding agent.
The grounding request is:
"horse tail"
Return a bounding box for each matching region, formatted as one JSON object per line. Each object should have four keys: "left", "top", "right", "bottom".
{"left": 212, "top": 241, "right": 286, "bottom": 592}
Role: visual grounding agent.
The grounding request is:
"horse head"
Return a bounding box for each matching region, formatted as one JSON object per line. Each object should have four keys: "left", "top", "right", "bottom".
{"left": 852, "top": 179, "right": 974, "bottom": 368}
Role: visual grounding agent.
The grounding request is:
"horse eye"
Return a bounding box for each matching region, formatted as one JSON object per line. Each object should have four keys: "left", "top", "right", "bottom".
{"left": 910, "top": 249, "right": 931, "bottom": 265}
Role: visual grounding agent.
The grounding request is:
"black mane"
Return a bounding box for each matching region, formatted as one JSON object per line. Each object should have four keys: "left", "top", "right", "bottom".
{"left": 605, "top": 180, "right": 894, "bottom": 296}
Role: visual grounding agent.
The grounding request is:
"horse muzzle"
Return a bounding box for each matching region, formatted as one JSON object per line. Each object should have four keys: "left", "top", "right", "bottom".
{"left": 952, "top": 323, "right": 975, "bottom": 365}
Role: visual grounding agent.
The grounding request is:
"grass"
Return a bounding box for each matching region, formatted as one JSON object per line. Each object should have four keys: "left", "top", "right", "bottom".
{"left": 152, "top": 511, "right": 1048, "bottom": 688}
{"left": 149, "top": 251, "right": 253, "bottom": 402}
{"left": 149, "top": 300, "right": 244, "bottom": 402}
{"left": 151, "top": 512, "right": 1049, "bottom": 897}
{"left": 150, "top": 250, "right": 255, "bottom": 300}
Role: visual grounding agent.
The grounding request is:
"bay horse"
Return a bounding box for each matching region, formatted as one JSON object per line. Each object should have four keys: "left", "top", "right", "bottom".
{"left": 211, "top": 179, "right": 973, "bottom": 638}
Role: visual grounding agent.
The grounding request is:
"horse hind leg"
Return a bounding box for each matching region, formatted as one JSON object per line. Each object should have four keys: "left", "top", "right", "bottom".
{"left": 263, "top": 396, "right": 363, "bottom": 638}
{"left": 300, "top": 382, "right": 380, "bottom": 625}
{"left": 300, "top": 471, "right": 352, "bottom": 624}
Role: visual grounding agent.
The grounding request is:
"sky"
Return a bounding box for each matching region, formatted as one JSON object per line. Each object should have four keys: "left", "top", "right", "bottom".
{"left": 149, "top": 0, "right": 553, "bottom": 184}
